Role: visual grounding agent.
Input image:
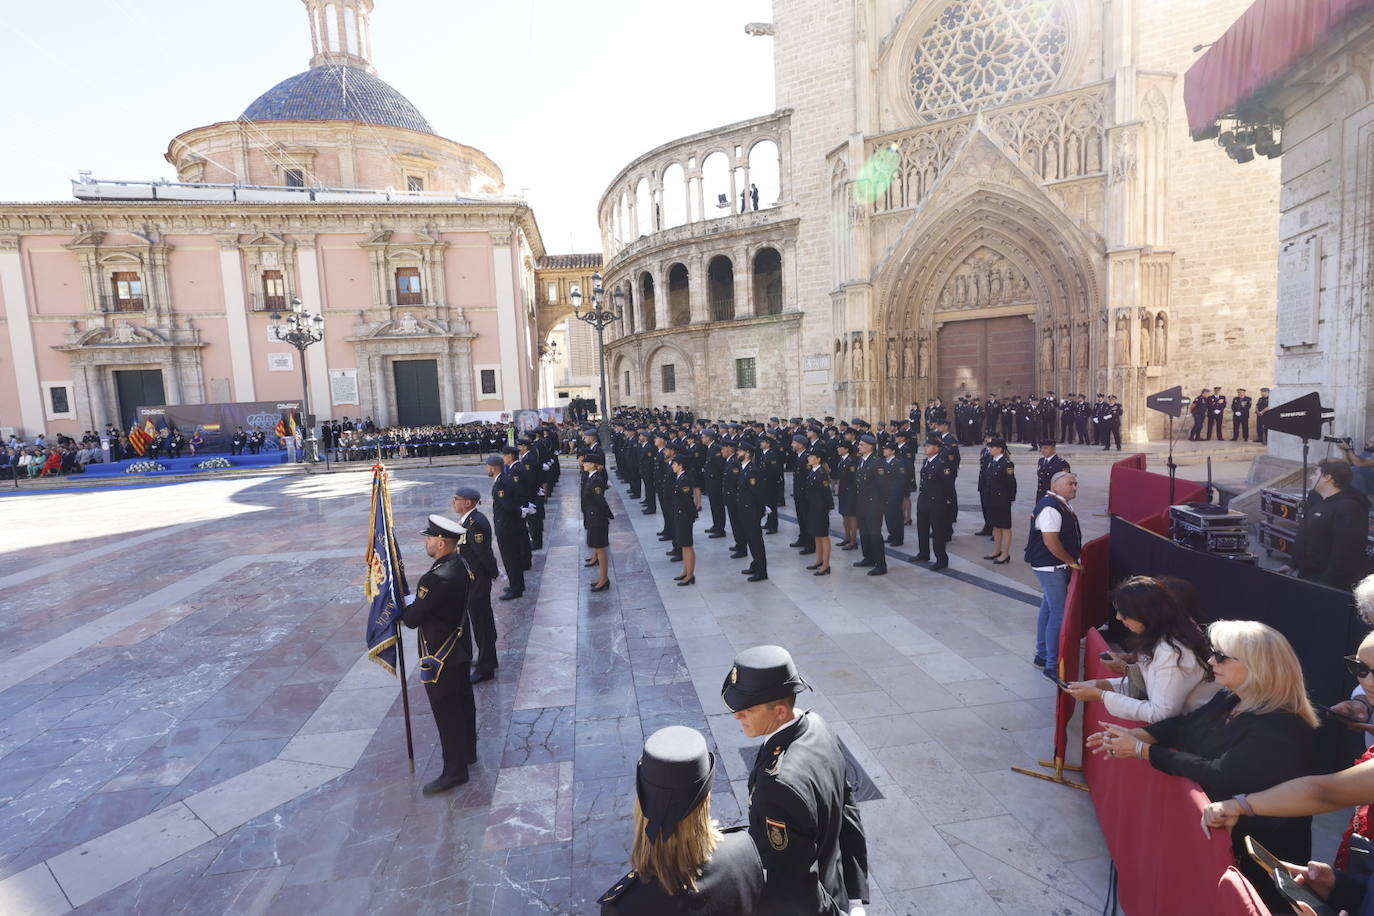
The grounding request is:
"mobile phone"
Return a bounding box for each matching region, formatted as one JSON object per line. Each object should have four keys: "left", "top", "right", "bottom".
{"left": 1245, "top": 836, "right": 1338, "bottom": 916}
{"left": 1056, "top": 677, "right": 1071, "bottom": 689}
{"left": 1099, "top": 652, "right": 1113, "bottom": 661}
{"left": 1316, "top": 703, "right": 1364, "bottom": 725}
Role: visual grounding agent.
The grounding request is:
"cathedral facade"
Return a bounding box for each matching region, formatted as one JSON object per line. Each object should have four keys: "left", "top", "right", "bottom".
{"left": 600, "top": 0, "right": 1282, "bottom": 440}
{"left": 0, "top": 0, "right": 543, "bottom": 439}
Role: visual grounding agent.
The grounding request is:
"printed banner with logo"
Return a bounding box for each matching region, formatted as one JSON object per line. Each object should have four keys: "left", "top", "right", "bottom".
{"left": 135, "top": 400, "right": 304, "bottom": 453}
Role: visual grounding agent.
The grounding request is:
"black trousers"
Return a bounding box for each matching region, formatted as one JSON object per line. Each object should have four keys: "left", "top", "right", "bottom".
{"left": 424, "top": 658, "right": 476, "bottom": 776}
{"left": 495, "top": 522, "right": 525, "bottom": 594}
{"left": 1206, "top": 414, "right": 1224, "bottom": 439}
{"left": 765, "top": 504, "right": 779, "bottom": 532}
{"left": 794, "top": 492, "right": 810, "bottom": 541}
{"left": 658, "top": 489, "right": 673, "bottom": 536}
{"left": 858, "top": 508, "right": 886, "bottom": 570}
{"left": 917, "top": 501, "right": 949, "bottom": 564}
{"left": 1232, "top": 416, "right": 1250, "bottom": 441}
{"left": 727, "top": 501, "right": 744, "bottom": 552}
{"left": 743, "top": 512, "right": 767, "bottom": 574}
{"left": 469, "top": 577, "right": 498, "bottom": 675}
{"left": 526, "top": 497, "right": 545, "bottom": 550}
{"left": 706, "top": 486, "right": 725, "bottom": 531}
{"left": 1102, "top": 422, "right": 1122, "bottom": 450}
{"left": 642, "top": 474, "right": 656, "bottom": 512}
{"left": 883, "top": 497, "right": 904, "bottom": 545}
{"left": 627, "top": 465, "right": 640, "bottom": 498}
{"left": 1190, "top": 415, "right": 1205, "bottom": 440}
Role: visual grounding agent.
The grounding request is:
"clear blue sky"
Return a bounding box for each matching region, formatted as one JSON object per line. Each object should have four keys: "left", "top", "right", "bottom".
{"left": 0, "top": 0, "right": 775, "bottom": 253}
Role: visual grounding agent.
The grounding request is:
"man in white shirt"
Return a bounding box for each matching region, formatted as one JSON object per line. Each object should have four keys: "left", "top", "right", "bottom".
{"left": 1025, "top": 472, "right": 1083, "bottom": 681}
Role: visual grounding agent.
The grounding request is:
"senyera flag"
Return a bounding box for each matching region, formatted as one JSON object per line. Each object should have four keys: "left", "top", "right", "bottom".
{"left": 364, "top": 465, "right": 409, "bottom": 674}
{"left": 128, "top": 417, "right": 159, "bottom": 456}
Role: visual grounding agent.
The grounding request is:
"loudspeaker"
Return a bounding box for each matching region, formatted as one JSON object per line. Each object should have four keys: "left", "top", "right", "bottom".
{"left": 1145, "top": 385, "right": 1186, "bottom": 418}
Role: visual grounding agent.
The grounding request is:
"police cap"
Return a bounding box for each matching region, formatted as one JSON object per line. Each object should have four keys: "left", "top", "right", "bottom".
{"left": 583, "top": 451, "right": 606, "bottom": 466}
{"left": 721, "top": 645, "right": 809, "bottom": 713}
{"left": 453, "top": 486, "right": 482, "bottom": 502}
{"left": 421, "top": 514, "right": 463, "bottom": 539}
{"left": 925, "top": 433, "right": 943, "bottom": 446}
{"left": 501, "top": 445, "right": 520, "bottom": 456}
{"left": 485, "top": 455, "right": 504, "bottom": 468}
{"left": 858, "top": 434, "right": 877, "bottom": 445}
{"left": 636, "top": 726, "right": 715, "bottom": 842}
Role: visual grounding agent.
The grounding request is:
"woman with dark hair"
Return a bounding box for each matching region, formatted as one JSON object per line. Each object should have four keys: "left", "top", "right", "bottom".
{"left": 804, "top": 450, "right": 833, "bottom": 575}
{"left": 1065, "top": 575, "right": 1218, "bottom": 722}
{"left": 834, "top": 440, "right": 859, "bottom": 551}
{"left": 979, "top": 437, "right": 1016, "bottom": 564}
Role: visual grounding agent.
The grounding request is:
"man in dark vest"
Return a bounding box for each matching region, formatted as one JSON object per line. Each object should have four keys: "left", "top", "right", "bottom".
{"left": 1025, "top": 471, "right": 1083, "bottom": 681}
{"left": 722, "top": 645, "right": 869, "bottom": 916}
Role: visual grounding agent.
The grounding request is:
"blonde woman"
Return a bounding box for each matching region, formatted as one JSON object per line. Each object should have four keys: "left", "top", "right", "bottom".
{"left": 1088, "top": 620, "right": 1319, "bottom": 912}
{"left": 599, "top": 726, "right": 762, "bottom": 915}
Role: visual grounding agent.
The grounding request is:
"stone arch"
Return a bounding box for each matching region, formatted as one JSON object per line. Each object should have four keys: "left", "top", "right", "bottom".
{"left": 661, "top": 162, "right": 688, "bottom": 229}
{"left": 747, "top": 139, "right": 781, "bottom": 209}
{"left": 667, "top": 263, "right": 691, "bottom": 326}
{"left": 753, "top": 247, "right": 783, "bottom": 315}
{"left": 701, "top": 152, "right": 731, "bottom": 215}
{"left": 872, "top": 180, "right": 1103, "bottom": 419}
{"left": 708, "top": 255, "right": 735, "bottom": 321}
{"left": 610, "top": 352, "right": 632, "bottom": 405}
{"left": 638, "top": 271, "right": 656, "bottom": 331}
{"left": 644, "top": 341, "right": 694, "bottom": 407}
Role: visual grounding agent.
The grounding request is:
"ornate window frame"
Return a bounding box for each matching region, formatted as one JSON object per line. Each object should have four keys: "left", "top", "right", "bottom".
{"left": 65, "top": 229, "right": 174, "bottom": 327}
{"left": 358, "top": 227, "right": 450, "bottom": 318}
{"left": 240, "top": 232, "right": 299, "bottom": 312}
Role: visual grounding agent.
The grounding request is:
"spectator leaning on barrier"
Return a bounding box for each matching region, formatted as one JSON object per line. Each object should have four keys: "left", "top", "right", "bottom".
{"left": 1064, "top": 576, "right": 1219, "bottom": 723}
{"left": 1089, "top": 620, "right": 1319, "bottom": 913}
{"left": 1289, "top": 459, "right": 1373, "bottom": 591}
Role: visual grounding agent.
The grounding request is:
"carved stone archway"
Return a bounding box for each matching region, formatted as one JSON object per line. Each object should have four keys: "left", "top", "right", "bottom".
{"left": 346, "top": 309, "right": 476, "bottom": 426}
{"left": 54, "top": 321, "right": 207, "bottom": 430}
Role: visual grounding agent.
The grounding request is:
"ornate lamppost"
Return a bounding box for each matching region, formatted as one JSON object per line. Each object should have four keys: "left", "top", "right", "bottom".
{"left": 568, "top": 272, "right": 624, "bottom": 450}
{"left": 270, "top": 296, "right": 324, "bottom": 461}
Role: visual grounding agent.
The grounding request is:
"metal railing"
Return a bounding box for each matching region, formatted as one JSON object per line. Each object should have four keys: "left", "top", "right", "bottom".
{"left": 249, "top": 292, "right": 291, "bottom": 312}
{"left": 99, "top": 294, "right": 144, "bottom": 313}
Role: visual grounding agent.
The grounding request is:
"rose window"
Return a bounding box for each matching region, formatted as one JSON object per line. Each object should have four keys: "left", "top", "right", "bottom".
{"left": 907, "top": 0, "right": 1069, "bottom": 122}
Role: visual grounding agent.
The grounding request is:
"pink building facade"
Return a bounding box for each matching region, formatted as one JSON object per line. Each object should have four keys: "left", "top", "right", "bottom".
{"left": 0, "top": 0, "right": 544, "bottom": 439}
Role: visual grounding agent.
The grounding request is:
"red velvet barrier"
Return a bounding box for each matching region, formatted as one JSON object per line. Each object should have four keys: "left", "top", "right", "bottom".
{"left": 1079, "top": 630, "right": 1270, "bottom": 914}
{"left": 1105, "top": 454, "right": 1147, "bottom": 519}
{"left": 1109, "top": 465, "right": 1209, "bottom": 523}
{"left": 1052, "top": 534, "right": 1113, "bottom": 762}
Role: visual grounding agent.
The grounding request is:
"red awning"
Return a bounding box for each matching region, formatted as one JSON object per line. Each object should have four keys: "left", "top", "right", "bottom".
{"left": 1184, "top": 0, "right": 1374, "bottom": 134}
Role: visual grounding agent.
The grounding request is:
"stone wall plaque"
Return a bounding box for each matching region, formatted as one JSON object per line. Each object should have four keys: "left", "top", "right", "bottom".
{"left": 329, "top": 369, "right": 359, "bottom": 405}
{"left": 804, "top": 353, "right": 831, "bottom": 372}
{"left": 267, "top": 352, "right": 294, "bottom": 372}
{"left": 1277, "top": 234, "right": 1320, "bottom": 348}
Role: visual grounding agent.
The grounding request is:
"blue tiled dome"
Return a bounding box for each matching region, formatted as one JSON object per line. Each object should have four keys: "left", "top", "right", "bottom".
{"left": 241, "top": 65, "right": 434, "bottom": 134}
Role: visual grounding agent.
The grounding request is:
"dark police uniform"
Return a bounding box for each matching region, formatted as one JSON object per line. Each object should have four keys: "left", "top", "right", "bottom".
{"left": 916, "top": 447, "right": 955, "bottom": 568}
{"left": 702, "top": 438, "right": 727, "bottom": 536}
{"left": 583, "top": 466, "right": 613, "bottom": 549}
{"left": 403, "top": 533, "right": 476, "bottom": 789}
{"left": 835, "top": 449, "right": 857, "bottom": 521}
{"left": 1102, "top": 399, "right": 1124, "bottom": 451}
{"left": 738, "top": 455, "right": 769, "bottom": 580}
{"left": 790, "top": 443, "right": 812, "bottom": 548}
{"left": 882, "top": 450, "right": 909, "bottom": 547}
{"left": 672, "top": 470, "right": 697, "bottom": 549}
{"left": 457, "top": 502, "right": 500, "bottom": 681}
{"left": 720, "top": 646, "right": 869, "bottom": 916}
{"left": 981, "top": 453, "right": 1017, "bottom": 529}
{"left": 804, "top": 463, "right": 833, "bottom": 546}
{"left": 853, "top": 448, "right": 890, "bottom": 574}
{"left": 1189, "top": 394, "right": 1209, "bottom": 441}
{"left": 724, "top": 450, "right": 745, "bottom": 556}
{"left": 1255, "top": 392, "right": 1270, "bottom": 444}
{"left": 1036, "top": 451, "right": 1070, "bottom": 502}
{"left": 1230, "top": 394, "right": 1253, "bottom": 441}
{"left": 1207, "top": 392, "right": 1226, "bottom": 440}
{"left": 759, "top": 442, "right": 784, "bottom": 534}
{"left": 490, "top": 461, "right": 526, "bottom": 598}
{"left": 519, "top": 446, "right": 545, "bottom": 550}
{"left": 599, "top": 828, "right": 763, "bottom": 915}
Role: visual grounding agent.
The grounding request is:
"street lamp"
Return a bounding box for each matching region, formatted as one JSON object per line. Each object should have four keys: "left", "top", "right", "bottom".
{"left": 569, "top": 272, "right": 624, "bottom": 450}
{"left": 269, "top": 296, "right": 325, "bottom": 461}
{"left": 538, "top": 340, "right": 562, "bottom": 416}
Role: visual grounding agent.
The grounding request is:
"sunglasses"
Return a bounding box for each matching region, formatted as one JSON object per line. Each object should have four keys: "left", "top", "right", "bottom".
{"left": 1209, "top": 648, "right": 1236, "bottom": 664}
{"left": 1346, "top": 656, "right": 1374, "bottom": 679}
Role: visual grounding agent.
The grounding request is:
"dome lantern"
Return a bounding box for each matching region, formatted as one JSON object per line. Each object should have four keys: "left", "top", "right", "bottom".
{"left": 305, "top": 0, "right": 376, "bottom": 75}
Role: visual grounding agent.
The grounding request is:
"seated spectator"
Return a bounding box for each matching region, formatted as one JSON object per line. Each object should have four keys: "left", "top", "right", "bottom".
{"left": 1065, "top": 576, "right": 1218, "bottom": 722}
{"left": 1089, "top": 620, "right": 1319, "bottom": 912}
{"left": 1201, "top": 757, "right": 1374, "bottom": 915}
{"left": 39, "top": 448, "right": 61, "bottom": 477}
{"left": 599, "top": 725, "right": 762, "bottom": 915}
{"left": 1289, "top": 459, "right": 1373, "bottom": 591}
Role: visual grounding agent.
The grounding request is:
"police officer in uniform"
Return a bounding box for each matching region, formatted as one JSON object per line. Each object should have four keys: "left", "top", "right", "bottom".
{"left": 914, "top": 434, "right": 954, "bottom": 570}
{"left": 788, "top": 435, "right": 814, "bottom": 553}
{"left": 701, "top": 429, "right": 728, "bottom": 538}
{"left": 722, "top": 645, "right": 869, "bottom": 916}
{"left": 737, "top": 442, "right": 769, "bottom": 582}
{"left": 584, "top": 451, "right": 614, "bottom": 592}
{"left": 1230, "top": 388, "right": 1253, "bottom": 441}
{"left": 881, "top": 441, "right": 909, "bottom": 547}
{"left": 1255, "top": 387, "right": 1271, "bottom": 444}
{"left": 852, "top": 434, "right": 889, "bottom": 576}
{"left": 451, "top": 487, "right": 500, "bottom": 684}
{"left": 1189, "top": 389, "right": 1210, "bottom": 441}
{"left": 486, "top": 455, "right": 526, "bottom": 600}
{"left": 598, "top": 726, "right": 763, "bottom": 915}
{"left": 1035, "top": 440, "right": 1070, "bottom": 502}
{"left": 981, "top": 438, "right": 1016, "bottom": 564}
{"left": 1102, "top": 394, "right": 1124, "bottom": 451}
{"left": 1207, "top": 388, "right": 1226, "bottom": 440}
{"left": 405, "top": 516, "right": 477, "bottom": 794}
{"left": 759, "top": 434, "right": 783, "bottom": 535}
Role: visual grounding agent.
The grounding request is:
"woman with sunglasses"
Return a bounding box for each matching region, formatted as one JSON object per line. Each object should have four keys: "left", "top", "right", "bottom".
{"left": 1329, "top": 632, "right": 1374, "bottom": 749}
{"left": 1088, "top": 620, "right": 1319, "bottom": 912}
{"left": 1063, "top": 576, "right": 1218, "bottom": 722}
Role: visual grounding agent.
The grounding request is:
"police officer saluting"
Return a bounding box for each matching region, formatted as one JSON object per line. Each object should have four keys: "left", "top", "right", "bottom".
{"left": 722, "top": 645, "right": 869, "bottom": 916}
{"left": 405, "top": 515, "right": 478, "bottom": 794}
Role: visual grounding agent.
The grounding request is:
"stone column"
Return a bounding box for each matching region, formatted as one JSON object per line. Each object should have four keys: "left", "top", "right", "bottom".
{"left": 0, "top": 235, "right": 44, "bottom": 435}
{"left": 295, "top": 236, "right": 333, "bottom": 422}
{"left": 654, "top": 264, "right": 670, "bottom": 330}
{"left": 734, "top": 243, "right": 754, "bottom": 318}
{"left": 491, "top": 231, "right": 523, "bottom": 410}
{"left": 689, "top": 255, "right": 709, "bottom": 324}
{"left": 217, "top": 236, "right": 256, "bottom": 401}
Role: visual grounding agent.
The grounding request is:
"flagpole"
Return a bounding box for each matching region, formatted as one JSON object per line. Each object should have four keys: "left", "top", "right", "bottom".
{"left": 394, "top": 623, "right": 416, "bottom": 773}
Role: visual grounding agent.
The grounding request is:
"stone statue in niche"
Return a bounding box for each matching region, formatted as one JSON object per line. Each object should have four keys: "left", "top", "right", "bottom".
{"left": 939, "top": 285, "right": 952, "bottom": 310}
{"left": 917, "top": 334, "right": 929, "bottom": 378}
{"left": 886, "top": 338, "right": 899, "bottom": 378}
{"left": 397, "top": 312, "right": 421, "bottom": 334}
{"left": 902, "top": 333, "right": 913, "bottom": 378}
{"left": 1076, "top": 320, "right": 1090, "bottom": 368}
{"left": 1140, "top": 316, "right": 1152, "bottom": 366}
{"left": 853, "top": 333, "right": 864, "bottom": 379}
{"left": 1058, "top": 322, "right": 1071, "bottom": 370}
{"left": 1040, "top": 327, "right": 1053, "bottom": 373}
{"left": 1115, "top": 314, "right": 1130, "bottom": 365}
{"left": 1154, "top": 314, "right": 1167, "bottom": 364}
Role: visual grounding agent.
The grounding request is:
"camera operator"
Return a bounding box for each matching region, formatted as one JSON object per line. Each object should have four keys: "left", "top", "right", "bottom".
{"left": 1288, "top": 459, "right": 1372, "bottom": 591}
{"left": 1336, "top": 435, "right": 1374, "bottom": 495}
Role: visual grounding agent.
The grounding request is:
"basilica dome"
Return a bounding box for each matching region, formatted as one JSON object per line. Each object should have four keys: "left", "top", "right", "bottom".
{"left": 241, "top": 64, "right": 434, "bottom": 135}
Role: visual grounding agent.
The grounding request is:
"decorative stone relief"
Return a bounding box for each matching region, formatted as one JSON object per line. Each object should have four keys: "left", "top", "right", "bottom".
{"left": 936, "top": 247, "right": 1033, "bottom": 310}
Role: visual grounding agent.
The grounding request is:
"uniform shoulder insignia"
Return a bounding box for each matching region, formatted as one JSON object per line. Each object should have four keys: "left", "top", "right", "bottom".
{"left": 597, "top": 870, "right": 638, "bottom": 904}
{"left": 765, "top": 817, "right": 789, "bottom": 851}
{"left": 474, "top": 532, "right": 484, "bottom": 543}
{"left": 417, "top": 586, "right": 429, "bottom": 599}
{"left": 1006, "top": 466, "right": 1015, "bottom": 475}
{"left": 594, "top": 487, "right": 602, "bottom": 495}
{"left": 943, "top": 468, "right": 951, "bottom": 475}
{"left": 497, "top": 489, "right": 505, "bottom": 497}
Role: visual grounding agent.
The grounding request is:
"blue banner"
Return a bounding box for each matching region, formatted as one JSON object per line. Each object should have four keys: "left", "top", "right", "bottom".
{"left": 364, "top": 466, "right": 409, "bottom": 675}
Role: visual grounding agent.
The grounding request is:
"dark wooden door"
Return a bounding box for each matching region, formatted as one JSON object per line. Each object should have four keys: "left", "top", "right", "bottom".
{"left": 114, "top": 369, "right": 166, "bottom": 429}
{"left": 936, "top": 316, "right": 1035, "bottom": 400}
{"left": 392, "top": 359, "right": 441, "bottom": 427}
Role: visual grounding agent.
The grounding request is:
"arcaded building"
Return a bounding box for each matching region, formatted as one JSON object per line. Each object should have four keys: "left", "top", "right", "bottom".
{"left": 599, "top": 0, "right": 1283, "bottom": 438}
{"left": 0, "top": 0, "right": 543, "bottom": 439}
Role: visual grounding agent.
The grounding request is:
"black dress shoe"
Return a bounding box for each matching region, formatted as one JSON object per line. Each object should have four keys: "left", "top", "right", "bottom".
{"left": 853, "top": 560, "right": 875, "bottom": 568}
{"left": 708, "top": 532, "right": 726, "bottom": 538}
{"left": 729, "top": 550, "right": 747, "bottom": 559}
{"left": 805, "top": 562, "right": 822, "bottom": 570}
{"left": 930, "top": 562, "right": 948, "bottom": 571}
{"left": 867, "top": 567, "right": 887, "bottom": 576}
{"left": 741, "top": 567, "right": 757, "bottom": 575}
{"left": 911, "top": 554, "right": 930, "bottom": 561}
{"left": 422, "top": 770, "right": 469, "bottom": 794}
{"left": 974, "top": 528, "right": 992, "bottom": 536}
{"left": 789, "top": 540, "right": 805, "bottom": 548}
{"left": 658, "top": 534, "right": 672, "bottom": 541}
{"left": 498, "top": 590, "right": 522, "bottom": 601}
{"left": 747, "top": 573, "right": 768, "bottom": 582}
{"left": 590, "top": 580, "right": 611, "bottom": 592}
{"left": 799, "top": 548, "right": 815, "bottom": 555}
{"left": 840, "top": 543, "right": 858, "bottom": 551}
{"left": 642, "top": 508, "right": 655, "bottom": 515}
{"left": 887, "top": 541, "right": 903, "bottom": 548}
{"left": 470, "top": 669, "right": 495, "bottom": 685}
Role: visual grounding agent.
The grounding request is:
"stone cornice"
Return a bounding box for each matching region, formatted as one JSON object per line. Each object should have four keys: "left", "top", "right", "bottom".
{"left": 604, "top": 310, "right": 803, "bottom": 350}
{"left": 0, "top": 202, "right": 545, "bottom": 256}
{"left": 603, "top": 214, "right": 800, "bottom": 280}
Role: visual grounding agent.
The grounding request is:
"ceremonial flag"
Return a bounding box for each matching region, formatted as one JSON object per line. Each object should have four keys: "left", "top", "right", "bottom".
{"left": 128, "top": 417, "right": 159, "bottom": 456}
{"left": 364, "top": 465, "right": 409, "bottom": 674}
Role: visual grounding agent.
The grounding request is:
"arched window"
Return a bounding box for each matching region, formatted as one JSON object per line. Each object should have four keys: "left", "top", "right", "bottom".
{"left": 701, "top": 152, "right": 731, "bottom": 218}
{"left": 661, "top": 163, "right": 687, "bottom": 229}
{"left": 636, "top": 178, "right": 653, "bottom": 238}
{"left": 639, "top": 272, "right": 656, "bottom": 331}
{"left": 708, "top": 256, "right": 735, "bottom": 321}
{"left": 324, "top": 3, "right": 340, "bottom": 52}
{"left": 623, "top": 285, "right": 635, "bottom": 335}
{"left": 747, "top": 140, "right": 781, "bottom": 210}
{"left": 753, "top": 247, "right": 783, "bottom": 315}
{"left": 668, "top": 263, "right": 690, "bottom": 326}
{"left": 344, "top": 6, "right": 359, "bottom": 55}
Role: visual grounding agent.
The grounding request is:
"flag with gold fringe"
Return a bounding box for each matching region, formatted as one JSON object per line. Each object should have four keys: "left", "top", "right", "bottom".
{"left": 364, "top": 465, "right": 409, "bottom": 674}
{"left": 128, "top": 417, "right": 159, "bottom": 456}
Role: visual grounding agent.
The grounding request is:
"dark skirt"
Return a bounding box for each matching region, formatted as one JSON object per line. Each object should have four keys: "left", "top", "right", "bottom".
{"left": 806, "top": 505, "right": 831, "bottom": 536}
{"left": 673, "top": 514, "right": 695, "bottom": 547}
{"left": 586, "top": 521, "right": 609, "bottom": 549}
{"left": 837, "top": 488, "right": 856, "bottom": 516}
{"left": 985, "top": 498, "right": 1013, "bottom": 529}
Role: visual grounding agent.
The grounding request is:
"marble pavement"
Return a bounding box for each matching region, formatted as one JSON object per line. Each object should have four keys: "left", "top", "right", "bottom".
{"left": 0, "top": 459, "right": 1126, "bottom": 915}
